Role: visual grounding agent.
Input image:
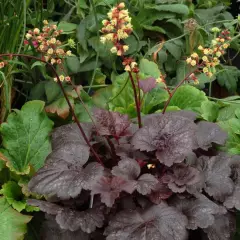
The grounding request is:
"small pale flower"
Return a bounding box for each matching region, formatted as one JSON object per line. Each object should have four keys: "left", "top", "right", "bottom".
{"left": 111, "top": 18, "right": 117, "bottom": 26}
{"left": 124, "top": 65, "right": 131, "bottom": 71}
{"left": 186, "top": 57, "right": 192, "bottom": 64}
{"left": 47, "top": 48, "right": 54, "bottom": 55}
{"left": 203, "top": 67, "right": 209, "bottom": 73}
{"left": 66, "top": 50, "right": 72, "bottom": 56}
{"left": 131, "top": 62, "right": 137, "bottom": 68}
{"left": 223, "top": 43, "right": 229, "bottom": 49}
{"left": 33, "top": 28, "right": 40, "bottom": 34}
{"left": 220, "top": 38, "right": 225, "bottom": 43}
{"left": 0, "top": 62, "right": 5, "bottom": 69}
{"left": 118, "top": 2, "right": 125, "bottom": 8}
{"left": 198, "top": 45, "right": 204, "bottom": 50}
{"left": 203, "top": 49, "right": 209, "bottom": 55}
{"left": 50, "top": 38, "right": 56, "bottom": 44}
{"left": 190, "top": 60, "right": 197, "bottom": 66}
{"left": 100, "top": 36, "right": 106, "bottom": 44}
{"left": 117, "top": 50, "right": 122, "bottom": 56}
{"left": 43, "top": 20, "right": 49, "bottom": 25}
{"left": 25, "top": 33, "right": 32, "bottom": 39}
{"left": 207, "top": 72, "right": 213, "bottom": 77}
{"left": 216, "top": 51, "right": 222, "bottom": 57}
{"left": 156, "top": 77, "right": 163, "bottom": 83}
{"left": 211, "top": 40, "right": 217, "bottom": 46}
{"left": 110, "top": 46, "right": 117, "bottom": 53}
{"left": 216, "top": 38, "right": 220, "bottom": 42}
{"left": 65, "top": 76, "right": 71, "bottom": 82}
{"left": 106, "top": 24, "right": 114, "bottom": 31}
{"left": 202, "top": 56, "right": 209, "bottom": 62}
{"left": 102, "top": 20, "right": 109, "bottom": 26}
{"left": 52, "top": 25, "right": 57, "bottom": 30}
{"left": 51, "top": 58, "right": 56, "bottom": 65}
{"left": 53, "top": 77, "right": 58, "bottom": 82}
{"left": 57, "top": 59, "right": 62, "bottom": 64}
{"left": 105, "top": 33, "right": 114, "bottom": 41}
{"left": 123, "top": 45, "right": 129, "bottom": 52}
{"left": 191, "top": 52, "right": 198, "bottom": 58}
{"left": 59, "top": 75, "right": 65, "bottom": 82}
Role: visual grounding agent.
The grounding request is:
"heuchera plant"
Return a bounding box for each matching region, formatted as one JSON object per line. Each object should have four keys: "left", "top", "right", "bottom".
{"left": 1, "top": 2, "right": 239, "bottom": 240}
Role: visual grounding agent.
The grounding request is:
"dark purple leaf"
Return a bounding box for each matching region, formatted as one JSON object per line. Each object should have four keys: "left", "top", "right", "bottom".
{"left": 111, "top": 158, "right": 140, "bottom": 180}
{"left": 148, "top": 180, "right": 172, "bottom": 204}
{"left": 139, "top": 77, "right": 157, "bottom": 93}
{"left": 56, "top": 207, "right": 104, "bottom": 233}
{"left": 164, "top": 163, "right": 201, "bottom": 193}
{"left": 94, "top": 108, "right": 131, "bottom": 138}
{"left": 203, "top": 213, "right": 236, "bottom": 240}
{"left": 105, "top": 202, "right": 188, "bottom": 240}
{"left": 92, "top": 176, "right": 136, "bottom": 207}
{"left": 196, "top": 122, "right": 227, "bottom": 150}
{"left": 41, "top": 215, "right": 90, "bottom": 240}
{"left": 27, "top": 199, "right": 105, "bottom": 233}
{"left": 28, "top": 162, "right": 104, "bottom": 200}
{"left": 136, "top": 174, "right": 158, "bottom": 195}
{"left": 132, "top": 114, "right": 197, "bottom": 166}
{"left": 27, "top": 199, "right": 62, "bottom": 215}
{"left": 170, "top": 194, "right": 226, "bottom": 230}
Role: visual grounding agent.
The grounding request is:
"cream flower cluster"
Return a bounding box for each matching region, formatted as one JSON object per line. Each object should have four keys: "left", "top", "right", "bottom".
{"left": 25, "top": 20, "right": 72, "bottom": 82}
{"left": 100, "top": 2, "right": 133, "bottom": 56}
{"left": 186, "top": 29, "right": 231, "bottom": 78}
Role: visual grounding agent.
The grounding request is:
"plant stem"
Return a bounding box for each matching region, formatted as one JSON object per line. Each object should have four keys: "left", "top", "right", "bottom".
{"left": 128, "top": 71, "right": 142, "bottom": 128}
{"left": 162, "top": 70, "right": 196, "bottom": 114}
{"left": 0, "top": 53, "right": 103, "bottom": 166}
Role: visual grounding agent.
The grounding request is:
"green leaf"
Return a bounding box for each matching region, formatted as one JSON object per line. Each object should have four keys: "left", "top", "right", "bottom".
{"left": 92, "top": 85, "right": 114, "bottom": 109}
{"left": 201, "top": 101, "right": 219, "bottom": 122}
{"left": 0, "top": 101, "right": 53, "bottom": 174}
{"left": 45, "top": 97, "right": 74, "bottom": 119}
{"left": 168, "top": 85, "right": 208, "bottom": 113}
{"left": 164, "top": 42, "right": 182, "bottom": 60}
{"left": 217, "top": 104, "right": 240, "bottom": 121}
{"left": 75, "top": 101, "right": 93, "bottom": 123}
{"left": 142, "top": 85, "right": 169, "bottom": 114}
{"left": 146, "top": 4, "right": 189, "bottom": 15}
{"left": 0, "top": 181, "right": 26, "bottom": 212}
{"left": 139, "top": 59, "right": 161, "bottom": 79}
{"left": 236, "top": 109, "right": 240, "bottom": 119}
{"left": 141, "top": 25, "right": 166, "bottom": 34}
{"left": 66, "top": 56, "right": 81, "bottom": 74}
{"left": 0, "top": 197, "right": 32, "bottom": 240}
{"left": 30, "top": 61, "right": 45, "bottom": 70}
{"left": 217, "top": 66, "right": 240, "bottom": 92}
{"left": 218, "top": 120, "right": 240, "bottom": 155}
{"left": 44, "top": 81, "right": 61, "bottom": 103}
{"left": 57, "top": 21, "right": 77, "bottom": 33}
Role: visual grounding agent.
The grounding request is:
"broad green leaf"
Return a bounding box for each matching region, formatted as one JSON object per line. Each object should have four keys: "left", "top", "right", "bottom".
{"left": 0, "top": 197, "right": 32, "bottom": 240}
{"left": 146, "top": 4, "right": 189, "bottom": 15}
{"left": 44, "top": 81, "right": 62, "bottom": 103}
{"left": 139, "top": 59, "right": 161, "bottom": 79}
{"left": 66, "top": 56, "right": 81, "bottom": 74}
{"left": 168, "top": 85, "right": 208, "bottom": 113}
{"left": 236, "top": 109, "right": 240, "bottom": 119}
{"left": 141, "top": 25, "right": 166, "bottom": 34}
{"left": 218, "top": 120, "right": 240, "bottom": 155}
{"left": 57, "top": 21, "right": 77, "bottom": 33}
{"left": 201, "top": 101, "right": 219, "bottom": 122}
{"left": 217, "top": 66, "right": 240, "bottom": 92}
{"left": 0, "top": 181, "right": 26, "bottom": 212}
{"left": 92, "top": 85, "right": 114, "bottom": 109}
{"left": 75, "top": 101, "right": 93, "bottom": 123}
{"left": 155, "top": 106, "right": 181, "bottom": 113}
{"left": 217, "top": 104, "right": 240, "bottom": 121}
{"left": 164, "top": 42, "right": 182, "bottom": 60}
{"left": 45, "top": 97, "right": 74, "bottom": 119}
{"left": 142, "top": 85, "right": 169, "bottom": 114}
{"left": 0, "top": 101, "right": 53, "bottom": 174}
{"left": 94, "top": 68, "right": 106, "bottom": 85}
{"left": 30, "top": 61, "right": 45, "bottom": 69}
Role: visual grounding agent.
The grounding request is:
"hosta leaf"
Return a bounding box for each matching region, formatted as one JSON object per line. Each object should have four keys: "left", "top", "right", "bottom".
{"left": 0, "top": 197, "right": 32, "bottom": 240}
{"left": 28, "top": 199, "right": 105, "bottom": 233}
{"left": 168, "top": 85, "right": 208, "bottom": 113}
{"left": 0, "top": 101, "right": 53, "bottom": 174}
{"left": 45, "top": 97, "right": 74, "bottom": 119}
{"left": 105, "top": 202, "right": 188, "bottom": 240}
{"left": 132, "top": 113, "right": 197, "bottom": 166}
{"left": 171, "top": 194, "right": 226, "bottom": 230}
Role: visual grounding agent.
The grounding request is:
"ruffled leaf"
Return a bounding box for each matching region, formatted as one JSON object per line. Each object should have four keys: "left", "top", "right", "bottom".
{"left": 94, "top": 109, "right": 131, "bottom": 138}
{"left": 105, "top": 202, "right": 188, "bottom": 240}
{"left": 171, "top": 194, "right": 226, "bottom": 230}
{"left": 139, "top": 77, "right": 157, "bottom": 93}
{"left": 132, "top": 114, "right": 196, "bottom": 166}
{"left": 136, "top": 174, "right": 158, "bottom": 195}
